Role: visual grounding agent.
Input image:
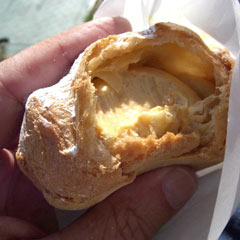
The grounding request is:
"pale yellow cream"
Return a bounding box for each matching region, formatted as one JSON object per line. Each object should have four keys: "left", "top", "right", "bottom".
{"left": 93, "top": 67, "right": 202, "bottom": 138}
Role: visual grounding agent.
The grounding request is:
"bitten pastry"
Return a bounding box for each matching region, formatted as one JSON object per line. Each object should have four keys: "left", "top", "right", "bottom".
{"left": 16, "top": 23, "right": 234, "bottom": 210}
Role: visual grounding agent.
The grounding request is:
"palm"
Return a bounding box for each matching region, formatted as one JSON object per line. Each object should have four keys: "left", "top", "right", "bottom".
{"left": 0, "top": 149, "right": 58, "bottom": 233}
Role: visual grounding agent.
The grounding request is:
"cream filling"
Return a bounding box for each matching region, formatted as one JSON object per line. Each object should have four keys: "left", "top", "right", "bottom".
{"left": 93, "top": 67, "right": 203, "bottom": 139}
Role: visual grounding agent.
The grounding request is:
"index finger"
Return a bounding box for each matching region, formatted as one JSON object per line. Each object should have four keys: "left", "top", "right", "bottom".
{"left": 0, "top": 17, "right": 131, "bottom": 148}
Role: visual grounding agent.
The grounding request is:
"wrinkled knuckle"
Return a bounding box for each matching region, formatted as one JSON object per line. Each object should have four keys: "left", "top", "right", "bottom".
{"left": 54, "top": 39, "right": 72, "bottom": 64}
{"left": 123, "top": 208, "right": 149, "bottom": 240}
{"left": 94, "top": 23, "right": 113, "bottom": 39}
{"left": 109, "top": 204, "right": 150, "bottom": 240}
{"left": 55, "top": 38, "right": 66, "bottom": 56}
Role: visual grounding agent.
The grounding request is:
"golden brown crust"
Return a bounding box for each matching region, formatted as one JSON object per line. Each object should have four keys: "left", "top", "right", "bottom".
{"left": 16, "top": 22, "right": 234, "bottom": 210}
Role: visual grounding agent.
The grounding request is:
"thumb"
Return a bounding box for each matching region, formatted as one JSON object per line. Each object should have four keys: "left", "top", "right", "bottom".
{"left": 44, "top": 166, "right": 197, "bottom": 240}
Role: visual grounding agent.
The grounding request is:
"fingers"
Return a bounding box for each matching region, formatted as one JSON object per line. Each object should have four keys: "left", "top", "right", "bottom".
{"left": 0, "top": 216, "right": 46, "bottom": 239}
{"left": 0, "top": 149, "right": 58, "bottom": 234}
{"left": 0, "top": 17, "right": 131, "bottom": 103}
{"left": 0, "top": 149, "right": 14, "bottom": 211}
{"left": 43, "top": 166, "right": 197, "bottom": 240}
{"left": 0, "top": 84, "right": 23, "bottom": 149}
{"left": 0, "top": 17, "right": 131, "bottom": 149}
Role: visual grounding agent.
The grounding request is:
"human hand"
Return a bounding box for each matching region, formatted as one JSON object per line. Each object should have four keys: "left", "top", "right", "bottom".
{"left": 0, "top": 17, "right": 198, "bottom": 240}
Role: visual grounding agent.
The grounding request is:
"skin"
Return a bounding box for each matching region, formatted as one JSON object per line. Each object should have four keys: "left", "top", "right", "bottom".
{"left": 0, "top": 17, "right": 198, "bottom": 240}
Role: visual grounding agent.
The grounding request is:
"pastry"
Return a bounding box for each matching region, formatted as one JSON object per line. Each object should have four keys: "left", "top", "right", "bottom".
{"left": 16, "top": 22, "right": 234, "bottom": 210}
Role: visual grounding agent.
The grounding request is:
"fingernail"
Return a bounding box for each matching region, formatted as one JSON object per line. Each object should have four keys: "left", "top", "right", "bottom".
{"left": 162, "top": 167, "right": 197, "bottom": 210}
{"left": 112, "top": 16, "right": 132, "bottom": 32}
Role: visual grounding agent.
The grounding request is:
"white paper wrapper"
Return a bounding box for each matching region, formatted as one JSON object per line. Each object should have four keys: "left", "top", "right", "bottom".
{"left": 93, "top": 0, "right": 240, "bottom": 239}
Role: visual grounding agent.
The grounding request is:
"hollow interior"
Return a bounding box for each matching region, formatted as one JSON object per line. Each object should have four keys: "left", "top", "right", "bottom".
{"left": 92, "top": 43, "right": 215, "bottom": 140}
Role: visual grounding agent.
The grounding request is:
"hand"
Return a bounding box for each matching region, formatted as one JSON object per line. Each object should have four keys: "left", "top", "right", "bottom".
{"left": 0, "top": 17, "right": 198, "bottom": 240}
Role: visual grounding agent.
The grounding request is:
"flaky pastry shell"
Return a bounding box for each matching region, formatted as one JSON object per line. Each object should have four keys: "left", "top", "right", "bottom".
{"left": 16, "top": 23, "right": 234, "bottom": 210}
